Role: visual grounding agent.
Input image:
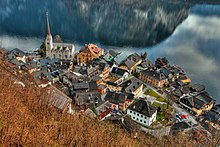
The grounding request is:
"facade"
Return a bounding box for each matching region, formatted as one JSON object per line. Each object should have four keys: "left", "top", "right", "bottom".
{"left": 140, "top": 68, "right": 167, "bottom": 88}
{"left": 45, "top": 13, "right": 74, "bottom": 60}
{"left": 179, "top": 92, "right": 215, "bottom": 116}
{"left": 127, "top": 99, "right": 157, "bottom": 127}
{"left": 104, "top": 91, "right": 133, "bottom": 111}
{"left": 77, "top": 44, "right": 104, "bottom": 65}
{"left": 120, "top": 76, "right": 143, "bottom": 97}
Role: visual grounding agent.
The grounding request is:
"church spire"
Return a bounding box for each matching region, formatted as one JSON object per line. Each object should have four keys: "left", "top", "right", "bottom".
{"left": 46, "top": 12, "right": 51, "bottom": 36}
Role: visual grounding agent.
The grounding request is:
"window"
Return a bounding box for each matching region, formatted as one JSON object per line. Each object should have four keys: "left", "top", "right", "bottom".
{"left": 137, "top": 118, "right": 139, "bottom": 121}
{"left": 144, "top": 121, "right": 146, "bottom": 123}
{"left": 140, "top": 119, "right": 142, "bottom": 122}
{"left": 144, "top": 116, "right": 147, "bottom": 119}
{"left": 137, "top": 114, "right": 139, "bottom": 116}
{"left": 133, "top": 117, "right": 135, "bottom": 120}
{"left": 130, "top": 110, "right": 132, "bottom": 113}
{"left": 134, "top": 112, "right": 136, "bottom": 115}
{"left": 141, "top": 115, "right": 143, "bottom": 118}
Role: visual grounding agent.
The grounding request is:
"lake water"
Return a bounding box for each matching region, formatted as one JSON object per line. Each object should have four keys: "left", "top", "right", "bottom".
{"left": 0, "top": 4, "right": 220, "bottom": 103}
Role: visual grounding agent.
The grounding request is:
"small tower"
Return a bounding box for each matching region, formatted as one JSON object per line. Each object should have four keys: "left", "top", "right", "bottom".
{"left": 45, "top": 12, "right": 53, "bottom": 59}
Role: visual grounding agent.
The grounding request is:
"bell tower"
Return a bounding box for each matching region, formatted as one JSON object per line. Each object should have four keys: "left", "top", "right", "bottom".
{"left": 45, "top": 12, "right": 53, "bottom": 59}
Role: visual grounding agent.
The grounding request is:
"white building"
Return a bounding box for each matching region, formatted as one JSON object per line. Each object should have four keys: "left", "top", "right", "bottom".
{"left": 45, "top": 12, "right": 74, "bottom": 60}
{"left": 127, "top": 99, "right": 157, "bottom": 127}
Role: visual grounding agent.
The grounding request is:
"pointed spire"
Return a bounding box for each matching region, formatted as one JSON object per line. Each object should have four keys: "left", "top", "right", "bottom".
{"left": 46, "top": 12, "right": 51, "bottom": 36}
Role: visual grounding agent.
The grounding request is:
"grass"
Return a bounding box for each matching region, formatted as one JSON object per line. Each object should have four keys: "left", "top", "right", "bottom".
{"left": 152, "top": 102, "right": 167, "bottom": 111}
{"left": 144, "top": 88, "right": 166, "bottom": 102}
{"left": 156, "top": 112, "right": 166, "bottom": 122}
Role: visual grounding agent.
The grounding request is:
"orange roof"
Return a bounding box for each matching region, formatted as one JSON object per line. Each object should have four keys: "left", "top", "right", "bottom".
{"left": 181, "top": 78, "right": 191, "bottom": 83}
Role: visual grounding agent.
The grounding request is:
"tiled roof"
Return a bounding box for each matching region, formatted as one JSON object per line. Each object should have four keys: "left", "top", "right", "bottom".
{"left": 42, "top": 85, "right": 72, "bottom": 110}
{"left": 127, "top": 99, "right": 157, "bottom": 117}
{"left": 120, "top": 76, "right": 143, "bottom": 93}
{"left": 104, "top": 91, "right": 127, "bottom": 104}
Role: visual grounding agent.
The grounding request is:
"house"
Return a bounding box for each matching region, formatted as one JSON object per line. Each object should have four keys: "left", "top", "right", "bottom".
{"left": 140, "top": 68, "right": 167, "bottom": 88}
{"left": 136, "top": 59, "right": 154, "bottom": 72}
{"left": 179, "top": 91, "right": 215, "bottom": 116}
{"left": 72, "top": 82, "right": 90, "bottom": 92}
{"left": 74, "top": 92, "right": 101, "bottom": 107}
{"left": 34, "top": 71, "right": 52, "bottom": 88}
{"left": 110, "top": 67, "right": 129, "bottom": 84}
{"left": 120, "top": 76, "right": 143, "bottom": 97}
{"left": 127, "top": 99, "right": 157, "bottom": 127}
{"left": 98, "top": 84, "right": 107, "bottom": 94}
{"left": 106, "top": 81, "right": 122, "bottom": 92}
{"left": 103, "top": 50, "right": 120, "bottom": 62}
{"left": 88, "top": 59, "right": 110, "bottom": 79}
{"left": 192, "top": 84, "right": 205, "bottom": 93}
{"left": 114, "top": 53, "right": 126, "bottom": 65}
{"left": 77, "top": 44, "right": 104, "bottom": 65}
{"left": 104, "top": 91, "right": 134, "bottom": 111}
{"left": 85, "top": 101, "right": 112, "bottom": 120}
{"left": 155, "top": 57, "right": 169, "bottom": 67}
{"left": 8, "top": 48, "right": 26, "bottom": 60}
{"left": 123, "top": 53, "right": 142, "bottom": 73}
{"left": 86, "top": 65, "right": 101, "bottom": 79}
{"left": 41, "top": 85, "right": 74, "bottom": 114}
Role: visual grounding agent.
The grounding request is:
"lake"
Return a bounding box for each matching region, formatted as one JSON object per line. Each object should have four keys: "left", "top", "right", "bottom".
{"left": 0, "top": 2, "right": 219, "bottom": 103}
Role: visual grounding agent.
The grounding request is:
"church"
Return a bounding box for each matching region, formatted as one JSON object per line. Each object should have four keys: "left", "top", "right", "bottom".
{"left": 45, "top": 12, "right": 75, "bottom": 60}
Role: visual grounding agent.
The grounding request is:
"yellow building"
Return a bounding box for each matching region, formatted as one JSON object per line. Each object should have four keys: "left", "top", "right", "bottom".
{"left": 77, "top": 44, "right": 104, "bottom": 65}
{"left": 140, "top": 69, "right": 167, "bottom": 88}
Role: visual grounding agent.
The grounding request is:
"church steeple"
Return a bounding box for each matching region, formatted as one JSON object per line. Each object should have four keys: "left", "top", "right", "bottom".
{"left": 46, "top": 12, "right": 51, "bottom": 36}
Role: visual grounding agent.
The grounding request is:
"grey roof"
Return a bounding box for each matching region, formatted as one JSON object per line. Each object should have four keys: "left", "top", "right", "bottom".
{"left": 75, "top": 92, "right": 101, "bottom": 106}
{"left": 161, "top": 68, "right": 172, "bottom": 77}
{"left": 120, "top": 77, "right": 143, "bottom": 94}
{"left": 181, "top": 86, "right": 191, "bottom": 94}
{"left": 141, "top": 68, "right": 167, "bottom": 81}
{"left": 109, "top": 50, "right": 120, "bottom": 57}
{"left": 124, "top": 53, "right": 141, "bottom": 69}
{"left": 111, "top": 67, "right": 128, "bottom": 77}
{"left": 10, "top": 58, "right": 24, "bottom": 67}
{"left": 8, "top": 48, "right": 26, "bottom": 59}
{"left": 104, "top": 91, "right": 127, "bottom": 104}
{"left": 114, "top": 54, "right": 126, "bottom": 65}
{"left": 72, "top": 82, "right": 89, "bottom": 91}
{"left": 140, "top": 60, "right": 154, "bottom": 68}
{"left": 196, "top": 92, "right": 214, "bottom": 104}
{"left": 127, "top": 99, "right": 157, "bottom": 117}
{"left": 192, "top": 84, "right": 205, "bottom": 92}
{"left": 43, "top": 86, "right": 72, "bottom": 110}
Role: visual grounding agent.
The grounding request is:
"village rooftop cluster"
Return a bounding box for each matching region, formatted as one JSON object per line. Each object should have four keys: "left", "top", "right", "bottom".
{"left": 3, "top": 13, "right": 220, "bottom": 144}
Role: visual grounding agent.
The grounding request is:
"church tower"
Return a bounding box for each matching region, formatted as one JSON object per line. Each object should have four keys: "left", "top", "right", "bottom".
{"left": 45, "top": 12, "right": 53, "bottom": 59}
